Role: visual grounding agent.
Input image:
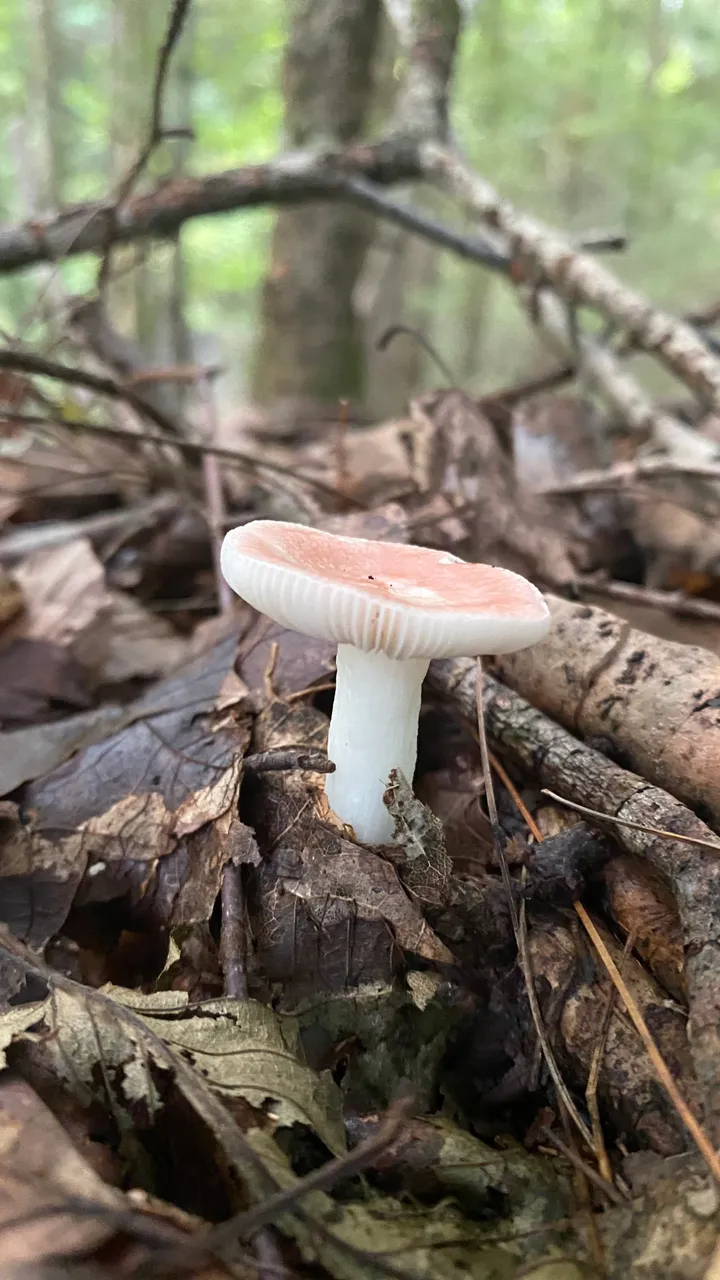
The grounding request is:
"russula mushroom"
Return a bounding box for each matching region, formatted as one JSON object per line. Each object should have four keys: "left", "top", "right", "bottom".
{"left": 221, "top": 521, "right": 550, "bottom": 844}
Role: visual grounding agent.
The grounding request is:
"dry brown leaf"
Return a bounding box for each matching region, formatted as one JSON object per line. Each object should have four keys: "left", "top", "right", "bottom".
{"left": 383, "top": 768, "right": 453, "bottom": 905}
{"left": 0, "top": 571, "right": 23, "bottom": 629}
{"left": 411, "top": 390, "right": 579, "bottom": 585}
{"left": 8, "top": 538, "right": 112, "bottom": 673}
{"left": 100, "top": 590, "right": 189, "bottom": 684}
{"left": 0, "top": 801, "right": 86, "bottom": 948}
{"left": 0, "top": 704, "right": 128, "bottom": 796}
{"left": 0, "top": 638, "right": 92, "bottom": 729}
{"left": 288, "top": 839, "right": 453, "bottom": 965}
{"left": 23, "top": 631, "right": 252, "bottom": 927}
{"left": 0, "top": 1076, "right": 123, "bottom": 1263}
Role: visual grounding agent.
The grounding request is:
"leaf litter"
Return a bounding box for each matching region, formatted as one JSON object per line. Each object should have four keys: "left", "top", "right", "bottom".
{"left": 3, "top": 387, "right": 720, "bottom": 1279}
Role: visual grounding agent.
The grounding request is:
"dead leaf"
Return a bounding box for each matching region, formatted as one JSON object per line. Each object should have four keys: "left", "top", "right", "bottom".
{"left": 415, "top": 752, "right": 492, "bottom": 871}
{"left": 22, "top": 632, "right": 252, "bottom": 927}
{"left": 0, "top": 704, "right": 128, "bottom": 797}
{"left": 0, "top": 801, "right": 86, "bottom": 948}
{"left": 0, "top": 638, "right": 91, "bottom": 729}
{"left": 412, "top": 390, "right": 579, "bottom": 586}
{"left": 287, "top": 839, "right": 453, "bottom": 964}
{"left": 603, "top": 853, "right": 687, "bottom": 1003}
{"left": 99, "top": 591, "right": 189, "bottom": 684}
{"left": 110, "top": 990, "right": 346, "bottom": 1155}
{"left": 383, "top": 768, "right": 453, "bottom": 906}
{"left": 318, "top": 502, "right": 409, "bottom": 543}
{"left": 8, "top": 538, "right": 113, "bottom": 673}
{"left": 0, "top": 1076, "right": 123, "bottom": 1263}
{"left": 0, "top": 571, "right": 23, "bottom": 629}
{"left": 245, "top": 682, "right": 452, "bottom": 1001}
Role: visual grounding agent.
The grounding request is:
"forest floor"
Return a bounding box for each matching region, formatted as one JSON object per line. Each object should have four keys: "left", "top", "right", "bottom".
{"left": 2, "top": 376, "right": 720, "bottom": 1280}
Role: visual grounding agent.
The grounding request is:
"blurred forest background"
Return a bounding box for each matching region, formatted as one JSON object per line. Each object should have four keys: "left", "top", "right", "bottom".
{"left": 2, "top": 0, "right": 719, "bottom": 424}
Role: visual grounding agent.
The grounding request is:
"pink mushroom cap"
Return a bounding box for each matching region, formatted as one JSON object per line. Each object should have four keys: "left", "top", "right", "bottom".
{"left": 221, "top": 520, "right": 550, "bottom": 660}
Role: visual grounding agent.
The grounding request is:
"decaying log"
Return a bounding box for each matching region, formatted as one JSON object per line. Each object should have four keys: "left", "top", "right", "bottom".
{"left": 495, "top": 594, "right": 720, "bottom": 830}
{"left": 429, "top": 656, "right": 720, "bottom": 1135}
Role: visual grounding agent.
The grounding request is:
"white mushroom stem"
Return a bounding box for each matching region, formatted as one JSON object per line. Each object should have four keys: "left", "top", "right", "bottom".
{"left": 325, "top": 644, "right": 430, "bottom": 844}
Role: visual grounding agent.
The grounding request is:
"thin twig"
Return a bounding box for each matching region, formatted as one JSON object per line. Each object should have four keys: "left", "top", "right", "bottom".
{"left": 147, "top": 1096, "right": 413, "bottom": 1272}
{"left": 97, "top": 0, "right": 193, "bottom": 293}
{"left": 220, "top": 862, "right": 248, "bottom": 1000}
{"left": 574, "top": 901, "right": 720, "bottom": 1185}
{"left": 476, "top": 661, "right": 518, "bottom": 934}
{"left": 0, "top": 346, "right": 183, "bottom": 434}
{"left": 376, "top": 323, "right": 457, "bottom": 387}
{"left": 4, "top": 408, "right": 359, "bottom": 507}
{"left": 197, "top": 370, "right": 233, "bottom": 615}
{"left": 541, "top": 788, "right": 720, "bottom": 856}
{"left": 578, "top": 573, "right": 720, "bottom": 626}
{"left": 541, "top": 1126, "right": 624, "bottom": 1206}
{"left": 243, "top": 748, "right": 335, "bottom": 775}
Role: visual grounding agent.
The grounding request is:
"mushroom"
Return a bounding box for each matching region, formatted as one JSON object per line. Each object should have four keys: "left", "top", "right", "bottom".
{"left": 220, "top": 521, "right": 550, "bottom": 844}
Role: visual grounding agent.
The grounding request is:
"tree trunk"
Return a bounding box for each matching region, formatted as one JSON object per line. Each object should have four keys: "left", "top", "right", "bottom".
{"left": 252, "top": 0, "right": 382, "bottom": 424}
{"left": 36, "top": 0, "right": 69, "bottom": 210}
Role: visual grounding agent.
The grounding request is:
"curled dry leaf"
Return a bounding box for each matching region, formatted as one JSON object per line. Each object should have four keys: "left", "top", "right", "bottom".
{"left": 411, "top": 390, "right": 579, "bottom": 586}
{"left": 383, "top": 767, "right": 453, "bottom": 906}
{"left": 21, "top": 632, "right": 253, "bottom": 929}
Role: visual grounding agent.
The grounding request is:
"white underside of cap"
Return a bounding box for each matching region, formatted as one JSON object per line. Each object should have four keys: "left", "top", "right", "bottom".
{"left": 220, "top": 542, "right": 550, "bottom": 660}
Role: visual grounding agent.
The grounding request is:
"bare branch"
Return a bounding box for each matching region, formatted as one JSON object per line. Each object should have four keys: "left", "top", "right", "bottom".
{"left": 0, "top": 346, "right": 180, "bottom": 435}
{"left": 97, "top": 0, "right": 193, "bottom": 292}
{"left": 527, "top": 285, "right": 717, "bottom": 460}
{"left": 421, "top": 140, "right": 720, "bottom": 412}
{"left": 0, "top": 408, "right": 361, "bottom": 506}
{"left": 0, "top": 143, "right": 419, "bottom": 276}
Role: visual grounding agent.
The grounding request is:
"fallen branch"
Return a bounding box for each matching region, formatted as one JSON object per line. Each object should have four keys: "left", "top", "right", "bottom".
{"left": 495, "top": 593, "right": 720, "bottom": 829}
{"left": 421, "top": 140, "right": 720, "bottom": 412}
{"left": 0, "top": 142, "right": 419, "bottom": 276}
{"left": 578, "top": 573, "right": 720, "bottom": 626}
{"left": 0, "top": 346, "right": 181, "bottom": 436}
{"left": 97, "top": 0, "right": 194, "bottom": 292}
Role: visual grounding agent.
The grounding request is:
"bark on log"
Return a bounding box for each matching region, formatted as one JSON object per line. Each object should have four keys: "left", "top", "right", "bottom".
{"left": 495, "top": 594, "right": 720, "bottom": 831}
{"left": 428, "top": 656, "right": 720, "bottom": 1135}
